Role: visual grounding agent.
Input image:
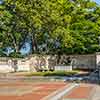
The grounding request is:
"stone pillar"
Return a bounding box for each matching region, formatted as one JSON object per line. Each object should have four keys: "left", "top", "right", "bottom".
{"left": 96, "top": 52, "right": 100, "bottom": 68}
{"left": 96, "top": 52, "right": 100, "bottom": 83}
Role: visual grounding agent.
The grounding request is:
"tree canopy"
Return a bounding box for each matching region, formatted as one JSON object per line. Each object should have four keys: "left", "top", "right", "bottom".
{"left": 0, "top": 0, "right": 100, "bottom": 57}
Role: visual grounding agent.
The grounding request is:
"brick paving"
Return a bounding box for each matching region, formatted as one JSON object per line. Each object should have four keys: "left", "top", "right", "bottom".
{"left": 64, "top": 86, "right": 93, "bottom": 100}
{"left": 0, "top": 82, "right": 67, "bottom": 100}
{"left": 0, "top": 76, "right": 99, "bottom": 100}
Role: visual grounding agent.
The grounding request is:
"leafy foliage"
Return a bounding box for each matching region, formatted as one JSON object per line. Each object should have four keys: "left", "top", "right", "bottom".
{"left": 0, "top": 0, "right": 100, "bottom": 56}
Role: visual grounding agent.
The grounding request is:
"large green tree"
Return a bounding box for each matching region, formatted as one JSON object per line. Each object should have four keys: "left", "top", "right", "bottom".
{"left": 0, "top": 0, "right": 100, "bottom": 56}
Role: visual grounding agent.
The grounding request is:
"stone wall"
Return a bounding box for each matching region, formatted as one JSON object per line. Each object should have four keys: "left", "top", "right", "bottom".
{"left": 49, "top": 54, "right": 96, "bottom": 70}
{"left": 26, "top": 54, "right": 96, "bottom": 71}
{"left": 96, "top": 52, "right": 100, "bottom": 69}
{"left": 0, "top": 54, "right": 97, "bottom": 72}
{"left": 0, "top": 58, "right": 13, "bottom": 72}
{"left": 68, "top": 54, "right": 96, "bottom": 70}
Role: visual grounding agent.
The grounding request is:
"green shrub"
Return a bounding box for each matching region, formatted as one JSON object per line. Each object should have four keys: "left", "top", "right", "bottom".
{"left": 9, "top": 52, "right": 24, "bottom": 58}
{"left": 27, "top": 70, "right": 78, "bottom": 76}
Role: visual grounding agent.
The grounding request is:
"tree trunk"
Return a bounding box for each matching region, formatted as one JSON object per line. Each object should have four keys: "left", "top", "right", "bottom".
{"left": 15, "top": 45, "right": 19, "bottom": 53}
{"left": 31, "top": 32, "right": 38, "bottom": 53}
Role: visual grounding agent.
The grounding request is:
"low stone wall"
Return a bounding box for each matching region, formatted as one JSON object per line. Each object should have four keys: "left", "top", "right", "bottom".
{"left": 26, "top": 54, "right": 96, "bottom": 71}
{"left": 68, "top": 54, "right": 96, "bottom": 70}
{"left": 55, "top": 66, "right": 72, "bottom": 71}
{"left": 50, "top": 54, "right": 96, "bottom": 70}
{"left": 17, "top": 60, "right": 30, "bottom": 72}
{"left": 0, "top": 54, "right": 97, "bottom": 72}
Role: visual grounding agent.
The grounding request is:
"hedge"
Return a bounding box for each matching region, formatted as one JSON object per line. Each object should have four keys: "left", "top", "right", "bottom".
{"left": 26, "top": 70, "right": 79, "bottom": 76}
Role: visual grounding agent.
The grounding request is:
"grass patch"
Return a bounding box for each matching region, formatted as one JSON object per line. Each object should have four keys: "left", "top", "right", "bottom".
{"left": 26, "top": 70, "right": 79, "bottom": 77}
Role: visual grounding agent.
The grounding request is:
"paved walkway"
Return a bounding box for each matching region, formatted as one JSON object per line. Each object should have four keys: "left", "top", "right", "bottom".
{"left": 91, "top": 85, "right": 100, "bottom": 100}
{"left": 43, "top": 83, "right": 79, "bottom": 100}
{"left": 42, "top": 82, "right": 100, "bottom": 100}
{"left": 0, "top": 73, "right": 99, "bottom": 100}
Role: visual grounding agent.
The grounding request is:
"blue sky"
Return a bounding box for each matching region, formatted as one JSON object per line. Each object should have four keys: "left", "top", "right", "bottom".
{"left": 20, "top": 42, "right": 31, "bottom": 55}
{"left": 95, "top": 0, "right": 100, "bottom": 4}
